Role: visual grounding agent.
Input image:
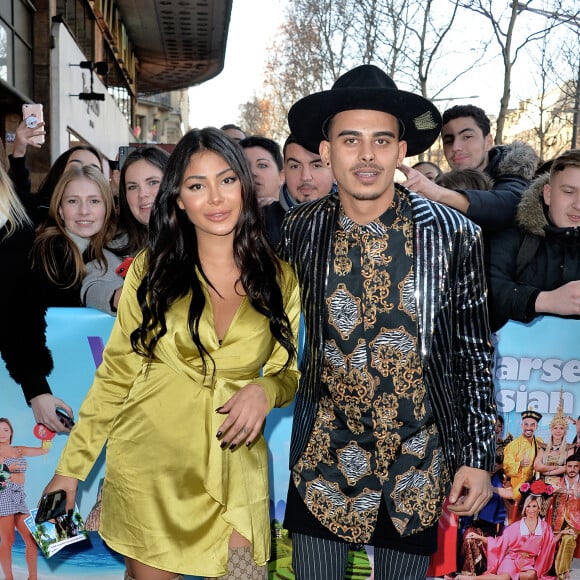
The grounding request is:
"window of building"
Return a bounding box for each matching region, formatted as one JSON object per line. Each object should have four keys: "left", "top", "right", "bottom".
{"left": 0, "top": 0, "right": 33, "bottom": 97}
{"left": 102, "top": 40, "right": 133, "bottom": 126}
{"left": 56, "top": 1, "right": 135, "bottom": 128}
{"left": 56, "top": 0, "right": 95, "bottom": 60}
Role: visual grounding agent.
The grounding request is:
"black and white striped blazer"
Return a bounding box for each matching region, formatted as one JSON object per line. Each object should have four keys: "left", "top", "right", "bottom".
{"left": 279, "top": 185, "right": 496, "bottom": 478}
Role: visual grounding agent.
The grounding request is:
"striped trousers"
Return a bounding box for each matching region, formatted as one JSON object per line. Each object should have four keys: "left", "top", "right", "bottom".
{"left": 292, "top": 533, "right": 430, "bottom": 580}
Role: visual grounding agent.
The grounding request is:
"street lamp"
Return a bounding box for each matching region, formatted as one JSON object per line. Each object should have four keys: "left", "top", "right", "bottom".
{"left": 69, "top": 61, "right": 108, "bottom": 102}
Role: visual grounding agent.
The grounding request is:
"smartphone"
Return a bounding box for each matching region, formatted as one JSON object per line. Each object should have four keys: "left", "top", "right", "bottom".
{"left": 35, "top": 489, "right": 67, "bottom": 524}
{"left": 115, "top": 256, "right": 133, "bottom": 278}
{"left": 56, "top": 409, "right": 75, "bottom": 429}
{"left": 22, "top": 103, "right": 45, "bottom": 145}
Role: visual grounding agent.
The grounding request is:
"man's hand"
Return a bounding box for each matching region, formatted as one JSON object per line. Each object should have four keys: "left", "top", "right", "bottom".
{"left": 447, "top": 465, "right": 492, "bottom": 516}
{"left": 399, "top": 164, "right": 470, "bottom": 214}
{"left": 30, "top": 394, "right": 74, "bottom": 433}
{"left": 399, "top": 164, "right": 440, "bottom": 197}
{"left": 216, "top": 383, "right": 268, "bottom": 448}
{"left": 535, "top": 281, "right": 580, "bottom": 316}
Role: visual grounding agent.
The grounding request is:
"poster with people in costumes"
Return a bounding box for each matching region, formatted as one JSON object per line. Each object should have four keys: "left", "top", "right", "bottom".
{"left": 1, "top": 309, "right": 579, "bottom": 578}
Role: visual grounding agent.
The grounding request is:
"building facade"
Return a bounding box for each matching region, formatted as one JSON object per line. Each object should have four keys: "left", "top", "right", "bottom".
{"left": 501, "top": 83, "right": 577, "bottom": 162}
{"left": 1, "top": 0, "right": 230, "bottom": 187}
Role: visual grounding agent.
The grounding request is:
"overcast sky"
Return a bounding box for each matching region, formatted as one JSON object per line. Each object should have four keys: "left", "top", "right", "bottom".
{"left": 188, "top": 0, "right": 285, "bottom": 129}
{"left": 188, "top": 1, "right": 572, "bottom": 133}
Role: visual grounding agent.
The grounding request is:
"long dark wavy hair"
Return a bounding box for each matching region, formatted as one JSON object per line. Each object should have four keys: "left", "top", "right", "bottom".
{"left": 115, "top": 146, "right": 170, "bottom": 257}
{"left": 130, "top": 127, "right": 296, "bottom": 374}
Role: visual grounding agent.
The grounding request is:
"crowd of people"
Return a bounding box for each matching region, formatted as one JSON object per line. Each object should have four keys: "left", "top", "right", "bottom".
{"left": 0, "top": 61, "right": 579, "bottom": 579}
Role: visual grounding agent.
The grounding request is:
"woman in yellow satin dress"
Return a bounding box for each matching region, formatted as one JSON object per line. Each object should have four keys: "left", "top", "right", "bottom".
{"left": 42, "top": 127, "right": 300, "bottom": 580}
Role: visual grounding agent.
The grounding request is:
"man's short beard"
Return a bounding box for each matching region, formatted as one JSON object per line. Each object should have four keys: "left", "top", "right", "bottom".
{"left": 349, "top": 190, "right": 384, "bottom": 201}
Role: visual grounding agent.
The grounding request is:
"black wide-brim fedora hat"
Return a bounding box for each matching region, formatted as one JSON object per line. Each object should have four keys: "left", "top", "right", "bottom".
{"left": 288, "top": 64, "right": 442, "bottom": 158}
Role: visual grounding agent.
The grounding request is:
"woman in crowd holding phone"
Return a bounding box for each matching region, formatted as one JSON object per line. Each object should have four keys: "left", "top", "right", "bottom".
{"left": 0, "top": 418, "right": 49, "bottom": 580}
{"left": 31, "top": 164, "right": 117, "bottom": 306}
{"left": 82, "top": 146, "right": 170, "bottom": 315}
{"left": 43, "top": 127, "right": 299, "bottom": 579}
{"left": 0, "top": 161, "right": 73, "bottom": 431}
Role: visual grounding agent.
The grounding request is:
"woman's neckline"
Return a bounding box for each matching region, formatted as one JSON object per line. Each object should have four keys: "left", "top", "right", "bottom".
{"left": 524, "top": 517, "right": 538, "bottom": 534}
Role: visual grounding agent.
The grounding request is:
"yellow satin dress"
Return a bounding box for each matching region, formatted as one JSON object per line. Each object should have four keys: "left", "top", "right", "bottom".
{"left": 55, "top": 253, "right": 300, "bottom": 576}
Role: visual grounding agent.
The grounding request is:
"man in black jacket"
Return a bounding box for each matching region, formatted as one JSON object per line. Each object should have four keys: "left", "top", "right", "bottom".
{"left": 262, "top": 135, "right": 336, "bottom": 248}
{"left": 487, "top": 149, "right": 580, "bottom": 331}
{"left": 400, "top": 104, "right": 538, "bottom": 231}
{"left": 280, "top": 65, "right": 495, "bottom": 580}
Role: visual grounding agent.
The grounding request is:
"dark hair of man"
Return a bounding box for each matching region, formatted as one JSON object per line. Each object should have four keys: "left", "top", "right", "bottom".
{"left": 412, "top": 161, "right": 441, "bottom": 177}
{"left": 220, "top": 123, "right": 246, "bottom": 134}
{"left": 239, "top": 135, "right": 283, "bottom": 171}
{"left": 566, "top": 453, "right": 580, "bottom": 464}
{"left": 442, "top": 104, "right": 491, "bottom": 137}
{"left": 37, "top": 145, "right": 103, "bottom": 202}
{"left": 436, "top": 168, "right": 494, "bottom": 191}
{"left": 130, "top": 127, "right": 296, "bottom": 374}
{"left": 282, "top": 134, "right": 299, "bottom": 158}
{"left": 549, "top": 149, "right": 580, "bottom": 179}
{"left": 115, "top": 146, "right": 170, "bottom": 257}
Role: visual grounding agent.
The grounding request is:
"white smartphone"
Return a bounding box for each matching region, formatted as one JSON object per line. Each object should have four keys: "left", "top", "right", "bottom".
{"left": 22, "top": 103, "right": 45, "bottom": 145}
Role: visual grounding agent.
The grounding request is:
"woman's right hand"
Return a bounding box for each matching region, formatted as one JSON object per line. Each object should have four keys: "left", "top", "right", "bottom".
{"left": 41, "top": 474, "right": 79, "bottom": 512}
{"left": 13, "top": 119, "right": 45, "bottom": 156}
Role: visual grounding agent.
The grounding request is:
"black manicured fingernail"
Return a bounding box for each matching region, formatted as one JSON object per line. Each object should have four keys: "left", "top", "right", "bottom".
{"left": 229, "top": 443, "right": 237, "bottom": 450}
{"left": 216, "top": 431, "right": 222, "bottom": 438}
{"left": 220, "top": 441, "right": 228, "bottom": 448}
{"left": 215, "top": 406, "right": 224, "bottom": 413}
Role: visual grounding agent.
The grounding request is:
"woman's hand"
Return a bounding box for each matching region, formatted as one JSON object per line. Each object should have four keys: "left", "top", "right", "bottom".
{"left": 216, "top": 383, "right": 268, "bottom": 449}
{"left": 41, "top": 474, "right": 79, "bottom": 512}
{"left": 466, "top": 532, "right": 487, "bottom": 544}
{"left": 13, "top": 119, "right": 45, "bottom": 156}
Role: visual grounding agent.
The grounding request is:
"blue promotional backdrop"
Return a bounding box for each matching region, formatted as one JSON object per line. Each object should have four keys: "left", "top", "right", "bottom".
{"left": 1, "top": 309, "right": 579, "bottom": 579}
{"left": 494, "top": 317, "right": 580, "bottom": 442}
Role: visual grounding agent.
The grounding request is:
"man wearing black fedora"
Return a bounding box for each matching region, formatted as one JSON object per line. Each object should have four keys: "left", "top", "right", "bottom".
{"left": 278, "top": 64, "right": 496, "bottom": 578}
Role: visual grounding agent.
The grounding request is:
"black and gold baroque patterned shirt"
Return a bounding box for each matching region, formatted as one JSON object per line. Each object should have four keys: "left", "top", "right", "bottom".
{"left": 293, "top": 191, "right": 450, "bottom": 543}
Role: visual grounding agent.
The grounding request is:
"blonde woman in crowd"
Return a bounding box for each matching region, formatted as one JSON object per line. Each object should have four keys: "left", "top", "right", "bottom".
{"left": 0, "top": 162, "right": 72, "bottom": 431}
{"left": 31, "top": 164, "right": 117, "bottom": 307}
